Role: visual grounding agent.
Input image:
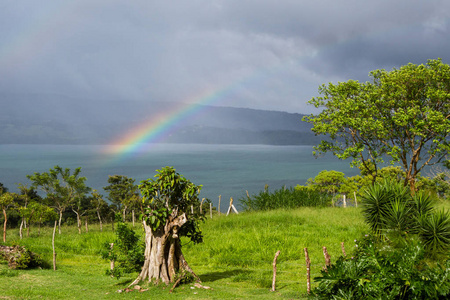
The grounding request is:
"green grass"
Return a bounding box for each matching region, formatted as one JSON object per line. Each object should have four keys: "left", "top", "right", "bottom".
{"left": 0, "top": 207, "right": 368, "bottom": 299}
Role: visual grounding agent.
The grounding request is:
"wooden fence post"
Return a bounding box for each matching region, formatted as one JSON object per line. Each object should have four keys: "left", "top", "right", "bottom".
{"left": 52, "top": 220, "right": 57, "bottom": 271}
{"left": 110, "top": 243, "right": 115, "bottom": 276}
{"left": 304, "top": 248, "right": 311, "bottom": 295}
{"left": 210, "top": 203, "right": 212, "bottom": 219}
{"left": 341, "top": 242, "right": 346, "bottom": 256}
{"left": 218, "top": 195, "right": 221, "bottom": 215}
{"left": 354, "top": 191, "right": 358, "bottom": 207}
{"left": 226, "top": 197, "right": 239, "bottom": 216}
{"left": 200, "top": 198, "right": 205, "bottom": 214}
{"left": 271, "top": 250, "right": 281, "bottom": 292}
{"left": 343, "top": 194, "right": 347, "bottom": 208}
{"left": 322, "top": 246, "right": 331, "bottom": 271}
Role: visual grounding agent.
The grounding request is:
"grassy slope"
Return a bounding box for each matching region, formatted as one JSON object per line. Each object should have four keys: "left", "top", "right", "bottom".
{"left": 2, "top": 207, "right": 368, "bottom": 299}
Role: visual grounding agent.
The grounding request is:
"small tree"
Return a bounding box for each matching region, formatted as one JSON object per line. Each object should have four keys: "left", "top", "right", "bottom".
{"left": 90, "top": 189, "right": 109, "bottom": 232}
{"left": 16, "top": 184, "right": 41, "bottom": 232}
{"left": 104, "top": 175, "right": 139, "bottom": 222}
{"left": 27, "top": 165, "right": 90, "bottom": 234}
{"left": 129, "top": 167, "right": 206, "bottom": 286}
{"left": 0, "top": 192, "right": 16, "bottom": 242}
{"left": 304, "top": 59, "right": 450, "bottom": 191}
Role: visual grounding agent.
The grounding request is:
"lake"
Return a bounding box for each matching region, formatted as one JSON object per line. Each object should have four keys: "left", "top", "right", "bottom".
{"left": 0, "top": 144, "right": 359, "bottom": 208}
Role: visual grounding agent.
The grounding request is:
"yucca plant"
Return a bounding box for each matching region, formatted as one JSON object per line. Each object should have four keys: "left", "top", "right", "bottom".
{"left": 417, "top": 209, "right": 450, "bottom": 255}
{"left": 361, "top": 180, "right": 410, "bottom": 235}
{"left": 362, "top": 180, "right": 450, "bottom": 258}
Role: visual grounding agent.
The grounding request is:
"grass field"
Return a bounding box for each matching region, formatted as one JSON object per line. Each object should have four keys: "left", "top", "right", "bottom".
{"left": 0, "top": 206, "right": 377, "bottom": 299}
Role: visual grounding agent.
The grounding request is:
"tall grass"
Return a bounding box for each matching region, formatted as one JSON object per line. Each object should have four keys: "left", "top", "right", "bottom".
{"left": 1, "top": 208, "right": 368, "bottom": 299}
{"left": 239, "top": 186, "right": 332, "bottom": 211}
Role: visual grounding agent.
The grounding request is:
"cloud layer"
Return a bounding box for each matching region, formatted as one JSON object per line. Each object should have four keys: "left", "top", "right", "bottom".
{"left": 1, "top": 0, "right": 449, "bottom": 113}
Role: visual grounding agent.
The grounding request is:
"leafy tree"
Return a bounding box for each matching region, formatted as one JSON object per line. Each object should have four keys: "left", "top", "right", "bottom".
{"left": 34, "top": 203, "right": 57, "bottom": 236}
{"left": 129, "top": 167, "right": 206, "bottom": 286}
{"left": 90, "top": 189, "right": 109, "bottom": 232}
{"left": 103, "top": 175, "right": 139, "bottom": 221}
{"left": 27, "top": 165, "right": 90, "bottom": 234}
{"left": 71, "top": 194, "right": 90, "bottom": 234}
{"left": 306, "top": 170, "right": 358, "bottom": 196}
{"left": 0, "top": 192, "right": 16, "bottom": 242}
{"left": 16, "top": 184, "right": 41, "bottom": 237}
{"left": 303, "top": 59, "right": 450, "bottom": 191}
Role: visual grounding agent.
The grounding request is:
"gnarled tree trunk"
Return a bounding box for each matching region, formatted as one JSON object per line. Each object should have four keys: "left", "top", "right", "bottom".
{"left": 130, "top": 212, "right": 200, "bottom": 286}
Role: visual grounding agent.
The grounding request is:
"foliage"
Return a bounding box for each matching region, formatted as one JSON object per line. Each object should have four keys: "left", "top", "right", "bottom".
{"left": 240, "top": 185, "right": 332, "bottom": 211}
{"left": 139, "top": 166, "right": 207, "bottom": 244}
{"left": 417, "top": 209, "right": 450, "bottom": 255}
{"left": 27, "top": 165, "right": 91, "bottom": 233}
{"left": 101, "top": 215, "right": 144, "bottom": 278}
{"left": 305, "top": 170, "right": 359, "bottom": 196}
{"left": 313, "top": 234, "right": 450, "bottom": 299}
{"left": 361, "top": 180, "right": 450, "bottom": 256}
{"left": 303, "top": 58, "right": 450, "bottom": 191}
{"left": 103, "top": 175, "right": 139, "bottom": 221}
{"left": 0, "top": 245, "right": 46, "bottom": 269}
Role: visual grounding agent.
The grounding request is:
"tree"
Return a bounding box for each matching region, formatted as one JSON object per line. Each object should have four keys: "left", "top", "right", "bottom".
{"left": 16, "top": 184, "right": 41, "bottom": 238}
{"left": 303, "top": 59, "right": 450, "bottom": 191}
{"left": 103, "top": 175, "right": 139, "bottom": 222}
{"left": 129, "top": 167, "right": 206, "bottom": 286}
{"left": 0, "top": 192, "right": 16, "bottom": 242}
{"left": 90, "top": 189, "right": 109, "bottom": 232}
{"left": 27, "top": 165, "right": 90, "bottom": 234}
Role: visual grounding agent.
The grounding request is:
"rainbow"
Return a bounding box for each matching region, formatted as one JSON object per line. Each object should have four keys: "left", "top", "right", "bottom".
{"left": 102, "top": 85, "right": 242, "bottom": 160}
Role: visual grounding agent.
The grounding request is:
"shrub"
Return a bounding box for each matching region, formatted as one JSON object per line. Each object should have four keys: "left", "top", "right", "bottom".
{"left": 101, "top": 216, "right": 144, "bottom": 278}
{"left": 0, "top": 245, "right": 46, "bottom": 269}
{"left": 239, "top": 186, "right": 332, "bottom": 211}
{"left": 313, "top": 234, "right": 450, "bottom": 299}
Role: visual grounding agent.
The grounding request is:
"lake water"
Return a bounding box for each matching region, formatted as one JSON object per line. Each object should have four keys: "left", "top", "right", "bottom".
{"left": 0, "top": 144, "right": 359, "bottom": 208}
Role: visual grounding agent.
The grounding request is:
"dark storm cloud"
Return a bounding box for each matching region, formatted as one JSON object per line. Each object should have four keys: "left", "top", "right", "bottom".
{"left": 1, "top": 0, "right": 449, "bottom": 113}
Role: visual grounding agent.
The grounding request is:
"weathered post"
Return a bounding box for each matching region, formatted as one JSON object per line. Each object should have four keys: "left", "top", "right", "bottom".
{"left": 322, "top": 246, "right": 331, "bottom": 271}
{"left": 109, "top": 243, "right": 115, "bottom": 276}
{"left": 226, "top": 197, "right": 239, "bottom": 216}
{"left": 271, "top": 250, "right": 281, "bottom": 292}
{"left": 52, "top": 220, "right": 57, "bottom": 270}
{"left": 341, "top": 242, "right": 346, "bottom": 256}
{"left": 304, "top": 248, "right": 311, "bottom": 294}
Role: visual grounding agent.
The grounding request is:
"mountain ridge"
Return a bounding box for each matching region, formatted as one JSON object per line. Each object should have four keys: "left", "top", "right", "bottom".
{"left": 0, "top": 93, "right": 319, "bottom": 145}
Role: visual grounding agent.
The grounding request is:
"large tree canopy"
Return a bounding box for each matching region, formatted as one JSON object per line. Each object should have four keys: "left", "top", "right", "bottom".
{"left": 303, "top": 59, "right": 450, "bottom": 191}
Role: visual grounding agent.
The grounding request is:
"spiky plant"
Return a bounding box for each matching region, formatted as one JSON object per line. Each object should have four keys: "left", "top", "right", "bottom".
{"left": 361, "top": 180, "right": 410, "bottom": 236}
{"left": 417, "top": 209, "right": 450, "bottom": 255}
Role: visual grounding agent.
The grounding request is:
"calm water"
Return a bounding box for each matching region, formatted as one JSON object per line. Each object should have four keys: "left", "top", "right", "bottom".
{"left": 0, "top": 144, "right": 359, "bottom": 208}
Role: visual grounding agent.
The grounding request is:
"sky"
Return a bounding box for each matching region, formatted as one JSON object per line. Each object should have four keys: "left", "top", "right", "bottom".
{"left": 1, "top": 0, "right": 450, "bottom": 113}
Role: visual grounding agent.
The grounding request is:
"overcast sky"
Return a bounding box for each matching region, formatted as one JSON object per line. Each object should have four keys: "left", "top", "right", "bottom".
{"left": 1, "top": 0, "right": 449, "bottom": 113}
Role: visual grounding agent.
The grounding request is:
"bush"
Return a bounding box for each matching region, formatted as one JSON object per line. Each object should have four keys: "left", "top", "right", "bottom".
{"left": 313, "top": 234, "right": 450, "bottom": 299}
{"left": 101, "top": 216, "right": 144, "bottom": 278}
{"left": 239, "top": 186, "right": 332, "bottom": 211}
{"left": 0, "top": 245, "right": 46, "bottom": 269}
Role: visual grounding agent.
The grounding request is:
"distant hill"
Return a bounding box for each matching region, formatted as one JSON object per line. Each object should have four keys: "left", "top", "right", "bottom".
{"left": 0, "top": 93, "right": 320, "bottom": 145}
